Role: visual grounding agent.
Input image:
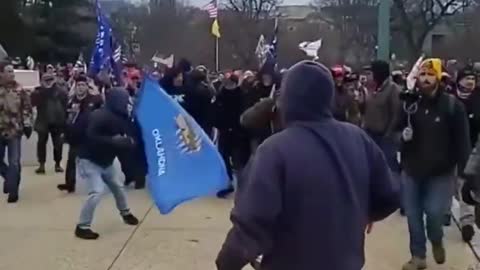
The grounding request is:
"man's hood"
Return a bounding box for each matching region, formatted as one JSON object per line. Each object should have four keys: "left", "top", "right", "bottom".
{"left": 279, "top": 61, "right": 334, "bottom": 124}
{"left": 371, "top": 60, "right": 390, "bottom": 86}
{"left": 105, "top": 87, "right": 130, "bottom": 118}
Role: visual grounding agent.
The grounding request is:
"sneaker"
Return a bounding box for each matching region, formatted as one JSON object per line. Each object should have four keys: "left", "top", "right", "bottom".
{"left": 134, "top": 181, "right": 145, "bottom": 190}
{"left": 432, "top": 243, "right": 446, "bottom": 264}
{"left": 7, "top": 194, "right": 18, "bottom": 203}
{"left": 402, "top": 257, "right": 427, "bottom": 270}
{"left": 75, "top": 226, "right": 99, "bottom": 240}
{"left": 217, "top": 185, "right": 234, "bottom": 199}
{"left": 55, "top": 164, "right": 64, "bottom": 173}
{"left": 124, "top": 178, "right": 134, "bottom": 187}
{"left": 462, "top": 224, "right": 475, "bottom": 242}
{"left": 134, "top": 176, "right": 146, "bottom": 190}
{"left": 122, "top": 214, "right": 139, "bottom": 226}
{"left": 35, "top": 164, "right": 46, "bottom": 175}
{"left": 57, "top": 184, "right": 75, "bottom": 193}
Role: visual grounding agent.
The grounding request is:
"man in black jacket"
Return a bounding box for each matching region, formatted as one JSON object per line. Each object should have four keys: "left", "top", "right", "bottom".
{"left": 58, "top": 75, "right": 102, "bottom": 193}
{"left": 118, "top": 70, "right": 146, "bottom": 189}
{"left": 399, "top": 59, "right": 470, "bottom": 270}
{"left": 213, "top": 74, "right": 250, "bottom": 198}
{"left": 75, "top": 88, "right": 139, "bottom": 240}
{"left": 31, "top": 73, "right": 69, "bottom": 174}
{"left": 452, "top": 66, "right": 480, "bottom": 242}
{"left": 183, "top": 67, "right": 215, "bottom": 137}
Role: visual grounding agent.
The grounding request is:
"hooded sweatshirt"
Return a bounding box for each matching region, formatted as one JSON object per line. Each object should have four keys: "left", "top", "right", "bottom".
{"left": 363, "top": 60, "right": 402, "bottom": 138}
{"left": 77, "top": 88, "right": 136, "bottom": 168}
{"left": 183, "top": 69, "right": 215, "bottom": 135}
{"left": 216, "top": 61, "right": 400, "bottom": 270}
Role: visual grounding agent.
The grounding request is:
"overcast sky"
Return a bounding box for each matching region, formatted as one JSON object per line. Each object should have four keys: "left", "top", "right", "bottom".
{"left": 193, "top": 0, "right": 311, "bottom": 5}
{"left": 129, "top": 0, "right": 312, "bottom": 6}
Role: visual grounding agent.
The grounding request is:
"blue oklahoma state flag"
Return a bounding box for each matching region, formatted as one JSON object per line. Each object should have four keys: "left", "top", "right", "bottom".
{"left": 135, "top": 78, "right": 229, "bottom": 214}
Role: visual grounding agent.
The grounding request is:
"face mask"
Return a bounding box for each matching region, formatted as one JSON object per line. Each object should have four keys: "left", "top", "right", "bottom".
{"left": 459, "top": 76, "right": 476, "bottom": 91}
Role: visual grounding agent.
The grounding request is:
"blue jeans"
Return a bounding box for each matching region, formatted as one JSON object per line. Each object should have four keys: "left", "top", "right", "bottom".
{"left": 0, "top": 136, "right": 22, "bottom": 196}
{"left": 403, "top": 171, "right": 455, "bottom": 258}
{"left": 77, "top": 159, "right": 130, "bottom": 228}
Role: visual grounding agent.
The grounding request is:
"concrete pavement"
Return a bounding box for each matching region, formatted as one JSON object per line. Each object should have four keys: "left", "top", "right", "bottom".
{"left": 0, "top": 164, "right": 477, "bottom": 270}
{"left": 3, "top": 134, "right": 480, "bottom": 270}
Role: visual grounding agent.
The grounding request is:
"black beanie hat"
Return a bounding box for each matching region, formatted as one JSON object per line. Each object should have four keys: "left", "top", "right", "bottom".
{"left": 457, "top": 66, "right": 476, "bottom": 84}
{"left": 370, "top": 60, "right": 390, "bottom": 85}
{"left": 75, "top": 75, "right": 88, "bottom": 83}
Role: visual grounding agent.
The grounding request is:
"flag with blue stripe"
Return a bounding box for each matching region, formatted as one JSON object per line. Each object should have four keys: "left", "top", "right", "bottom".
{"left": 264, "top": 18, "right": 278, "bottom": 69}
{"left": 89, "top": 0, "right": 123, "bottom": 85}
{"left": 135, "top": 78, "right": 229, "bottom": 214}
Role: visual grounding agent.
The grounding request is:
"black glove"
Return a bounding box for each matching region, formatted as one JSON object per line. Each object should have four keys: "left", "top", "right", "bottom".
{"left": 112, "top": 134, "right": 135, "bottom": 149}
{"left": 462, "top": 179, "right": 478, "bottom": 206}
{"left": 215, "top": 246, "right": 249, "bottom": 270}
{"left": 23, "top": 126, "right": 33, "bottom": 139}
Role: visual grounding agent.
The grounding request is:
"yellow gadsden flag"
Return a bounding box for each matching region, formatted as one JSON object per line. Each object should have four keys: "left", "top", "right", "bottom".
{"left": 211, "top": 18, "right": 221, "bottom": 38}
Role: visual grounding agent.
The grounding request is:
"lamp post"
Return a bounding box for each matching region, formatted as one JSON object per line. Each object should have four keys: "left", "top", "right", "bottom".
{"left": 377, "top": 0, "right": 391, "bottom": 61}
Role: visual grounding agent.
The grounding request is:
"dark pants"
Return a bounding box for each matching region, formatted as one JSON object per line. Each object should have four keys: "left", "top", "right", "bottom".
{"left": 65, "top": 146, "right": 77, "bottom": 189}
{"left": 0, "top": 136, "right": 22, "bottom": 196}
{"left": 218, "top": 131, "right": 250, "bottom": 181}
{"left": 118, "top": 146, "right": 146, "bottom": 188}
{"left": 37, "top": 125, "right": 63, "bottom": 164}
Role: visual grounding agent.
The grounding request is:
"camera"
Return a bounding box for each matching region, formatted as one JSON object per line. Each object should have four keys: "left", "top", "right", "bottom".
{"left": 399, "top": 89, "right": 421, "bottom": 104}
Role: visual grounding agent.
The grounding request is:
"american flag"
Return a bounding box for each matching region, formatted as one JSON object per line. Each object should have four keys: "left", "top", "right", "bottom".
{"left": 113, "top": 44, "right": 128, "bottom": 64}
{"left": 113, "top": 44, "right": 122, "bottom": 63}
{"left": 74, "top": 53, "right": 87, "bottom": 73}
{"left": 202, "top": 0, "right": 218, "bottom": 18}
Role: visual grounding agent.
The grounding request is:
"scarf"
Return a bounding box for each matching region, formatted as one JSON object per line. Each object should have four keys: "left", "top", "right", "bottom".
{"left": 457, "top": 86, "right": 473, "bottom": 100}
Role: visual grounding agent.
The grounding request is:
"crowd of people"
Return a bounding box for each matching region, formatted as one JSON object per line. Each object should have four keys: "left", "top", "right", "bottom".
{"left": 1, "top": 55, "right": 480, "bottom": 270}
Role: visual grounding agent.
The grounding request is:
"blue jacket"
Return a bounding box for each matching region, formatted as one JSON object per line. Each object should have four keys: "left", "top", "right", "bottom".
{"left": 216, "top": 61, "right": 400, "bottom": 270}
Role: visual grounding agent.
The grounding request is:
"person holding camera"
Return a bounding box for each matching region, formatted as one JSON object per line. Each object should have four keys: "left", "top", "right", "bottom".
{"left": 399, "top": 58, "right": 471, "bottom": 270}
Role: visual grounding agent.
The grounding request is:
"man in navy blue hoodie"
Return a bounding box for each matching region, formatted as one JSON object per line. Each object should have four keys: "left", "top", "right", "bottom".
{"left": 75, "top": 88, "right": 139, "bottom": 240}
{"left": 216, "top": 61, "right": 400, "bottom": 270}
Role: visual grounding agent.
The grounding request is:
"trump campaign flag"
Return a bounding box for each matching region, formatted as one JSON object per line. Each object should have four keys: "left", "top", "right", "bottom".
{"left": 135, "top": 78, "right": 229, "bottom": 214}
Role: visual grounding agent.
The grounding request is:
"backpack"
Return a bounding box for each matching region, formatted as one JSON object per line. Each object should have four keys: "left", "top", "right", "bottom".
{"left": 446, "top": 93, "right": 456, "bottom": 118}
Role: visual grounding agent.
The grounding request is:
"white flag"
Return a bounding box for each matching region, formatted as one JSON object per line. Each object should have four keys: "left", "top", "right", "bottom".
{"left": 74, "top": 53, "right": 87, "bottom": 73}
{"left": 406, "top": 54, "right": 425, "bottom": 91}
{"left": 152, "top": 53, "right": 174, "bottom": 68}
{"left": 26, "top": 56, "right": 35, "bottom": 70}
{"left": 0, "top": 44, "right": 8, "bottom": 60}
{"left": 299, "top": 39, "right": 322, "bottom": 60}
{"left": 255, "top": 35, "right": 267, "bottom": 67}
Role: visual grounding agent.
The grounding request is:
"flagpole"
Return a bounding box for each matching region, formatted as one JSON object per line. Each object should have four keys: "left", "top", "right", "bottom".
{"left": 215, "top": 37, "right": 219, "bottom": 72}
